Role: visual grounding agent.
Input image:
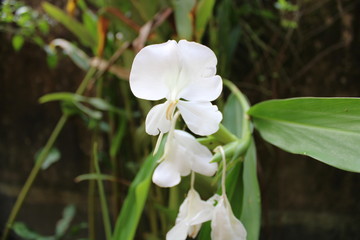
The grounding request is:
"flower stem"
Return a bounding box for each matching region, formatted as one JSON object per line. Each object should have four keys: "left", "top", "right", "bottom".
{"left": 1, "top": 67, "right": 97, "bottom": 240}
{"left": 214, "top": 146, "right": 227, "bottom": 196}
{"left": 190, "top": 171, "right": 195, "bottom": 190}
{"left": 1, "top": 115, "right": 68, "bottom": 240}
{"left": 93, "top": 141, "right": 112, "bottom": 240}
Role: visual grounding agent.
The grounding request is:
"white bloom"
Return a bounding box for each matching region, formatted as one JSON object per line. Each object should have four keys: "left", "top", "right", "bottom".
{"left": 166, "top": 189, "right": 214, "bottom": 240}
{"left": 211, "top": 195, "right": 247, "bottom": 240}
{"left": 152, "top": 130, "right": 218, "bottom": 188}
{"left": 130, "top": 40, "right": 223, "bottom": 136}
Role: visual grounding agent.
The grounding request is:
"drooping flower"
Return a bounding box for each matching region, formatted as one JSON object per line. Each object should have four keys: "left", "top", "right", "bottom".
{"left": 130, "top": 40, "right": 223, "bottom": 136}
{"left": 210, "top": 146, "right": 247, "bottom": 240}
{"left": 166, "top": 188, "right": 215, "bottom": 240}
{"left": 211, "top": 194, "right": 247, "bottom": 240}
{"left": 152, "top": 129, "right": 218, "bottom": 188}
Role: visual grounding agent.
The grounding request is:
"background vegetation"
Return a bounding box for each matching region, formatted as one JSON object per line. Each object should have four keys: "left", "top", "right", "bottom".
{"left": 1, "top": 0, "right": 360, "bottom": 239}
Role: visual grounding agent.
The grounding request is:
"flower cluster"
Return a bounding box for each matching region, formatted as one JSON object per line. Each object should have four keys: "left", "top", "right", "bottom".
{"left": 130, "top": 40, "right": 246, "bottom": 239}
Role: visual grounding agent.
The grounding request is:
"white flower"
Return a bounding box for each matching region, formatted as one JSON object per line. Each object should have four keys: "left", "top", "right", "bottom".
{"left": 211, "top": 194, "right": 247, "bottom": 240}
{"left": 152, "top": 130, "right": 218, "bottom": 188}
{"left": 130, "top": 40, "right": 223, "bottom": 136}
{"left": 166, "top": 189, "right": 214, "bottom": 240}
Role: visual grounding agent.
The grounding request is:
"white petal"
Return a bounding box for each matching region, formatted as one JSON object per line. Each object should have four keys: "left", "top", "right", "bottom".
{"left": 177, "top": 40, "right": 222, "bottom": 101}
{"left": 211, "top": 196, "right": 247, "bottom": 240}
{"left": 129, "top": 40, "right": 179, "bottom": 100}
{"left": 170, "top": 189, "right": 214, "bottom": 239}
{"left": 177, "top": 101, "right": 223, "bottom": 136}
{"left": 185, "top": 189, "right": 214, "bottom": 225}
{"left": 166, "top": 221, "right": 188, "bottom": 240}
{"left": 145, "top": 101, "right": 171, "bottom": 135}
{"left": 174, "top": 130, "right": 217, "bottom": 176}
{"left": 167, "top": 140, "right": 192, "bottom": 177}
{"left": 152, "top": 160, "right": 181, "bottom": 188}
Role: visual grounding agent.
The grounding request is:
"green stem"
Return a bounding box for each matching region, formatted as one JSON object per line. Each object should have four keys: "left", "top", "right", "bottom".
{"left": 1, "top": 115, "right": 68, "bottom": 240}
{"left": 1, "top": 67, "right": 97, "bottom": 240}
{"left": 88, "top": 156, "right": 96, "bottom": 240}
{"left": 93, "top": 141, "right": 112, "bottom": 240}
{"left": 211, "top": 124, "right": 238, "bottom": 144}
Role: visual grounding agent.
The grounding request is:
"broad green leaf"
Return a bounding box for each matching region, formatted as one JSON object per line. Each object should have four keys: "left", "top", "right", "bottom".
{"left": 112, "top": 144, "right": 164, "bottom": 240}
{"left": 172, "top": 0, "right": 195, "bottom": 39}
{"left": 240, "top": 139, "right": 261, "bottom": 240}
{"left": 55, "top": 205, "right": 76, "bottom": 237}
{"left": 222, "top": 94, "right": 244, "bottom": 137}
{"left": 35, "top": 147, "right": 61, "bottom": 170}
{"left": 195, "top": 0, "right": 215, "bottom": 41}
{"left": 12, "top": 35, "right": 24, "bottom": 51}
{"left": 248, "top": 98, "right": 360, "bottom": 172}
{"left": 42, "top": 2, "right": 97, "bottom": 48}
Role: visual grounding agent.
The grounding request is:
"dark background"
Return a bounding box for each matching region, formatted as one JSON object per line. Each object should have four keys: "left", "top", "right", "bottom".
{"left": 1, "top": 0, "right": 360, "bottom": 239}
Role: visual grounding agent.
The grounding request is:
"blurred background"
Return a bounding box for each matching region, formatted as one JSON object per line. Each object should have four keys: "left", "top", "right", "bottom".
{"left": 1, "top": 0, "right": 360, "bottom": 239}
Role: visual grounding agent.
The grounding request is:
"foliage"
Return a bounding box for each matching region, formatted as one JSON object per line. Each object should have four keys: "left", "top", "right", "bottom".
{"left": 1, "top": 0, "right": 359, "bottom": 240}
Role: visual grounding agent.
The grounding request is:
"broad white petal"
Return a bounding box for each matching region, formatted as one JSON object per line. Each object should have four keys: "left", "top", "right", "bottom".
{"left": 166, "top": 221, "right": 188, "bottom": 240}
{"left": 174, "top": 130, "right": 217, "bottom": 176}
{"left": 170, "top": 189, "right": 214, "bottom": 239}
{"left": 130, "top": 40, "right": 179, "bottom": 100}
{"left": 177, "top": 101, "right": 222, "bottom": 136}
{"left": 177, "top": 40, "right": 222, "bottom": 101}
{"left": 167, "top": 142, "right": 192, "bottom": 177}
{"left": 145, "top": 101, "right": 171, "bottom": 135}
{"left": 152, "top": 161, "right": 181, "bottom": 188}
{"left": 211, "top": 196, "right": 247, "bottom": 240}
{"left": 185, "top": 189, "right": 214, "bottom": 225}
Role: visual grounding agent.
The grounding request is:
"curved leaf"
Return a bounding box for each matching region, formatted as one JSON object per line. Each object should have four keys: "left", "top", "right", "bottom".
{"left": 248, "top": 98, "right": 360, "bottom": 172}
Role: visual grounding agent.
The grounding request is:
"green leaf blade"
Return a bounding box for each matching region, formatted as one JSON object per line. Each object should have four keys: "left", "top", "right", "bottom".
{"left": 42, "top": 2, "right": 97, "bottom": 48}
{"left": 248, "top": 97, "right": 360, "bottom": 172}
{"left": 112, "top": 146, "right": 163, "bottom": 240}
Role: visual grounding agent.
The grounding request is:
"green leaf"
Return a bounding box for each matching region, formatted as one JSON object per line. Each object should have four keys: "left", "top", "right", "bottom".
{"left": 50, "top": 39, "right": 90, "bottom": 70}
{"left": 12, "top": 222, "right": 43, "bottom": 239}
{"left": 75, "top": 173, "right": 116, "bottom": 182}
{"left": 112, "top": 143, "right": 164, "bottom": 240}
{"left": 223, "top": 92, "right": 261, "bottom": 240}
{"left": 223, "top": 94, "right": 244, "bottom": 137}
{"left": 55, "top": 205, "right": 76, "bottom": 238}
{"left": 42, "top": 2, "right": 97, "bottom": 48}
{"left": 12, "top": 35, "right": 25, "bottom": 51}
{"left": 195, "top": 0, "right": 215, "bottom": 41}
{"left": 35, "top": 147, "right": 61, "bottom": 170}
{"left": 39, "top": 92, "right": 80, "bottom": 104}
{"left": 110, "top": 116, "right": 126, "bottom": 158}
{"left": 248, "top": 97, "right": 360, "bottom": 172}
{"left": 240, "top": 139, "right": 261, "bottom": 240}
{"left": 172, "top": 0, "right": 196, "bottom": 39}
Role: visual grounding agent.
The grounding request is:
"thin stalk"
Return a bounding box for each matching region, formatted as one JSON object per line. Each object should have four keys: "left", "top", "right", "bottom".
{"left": 93, "top": 141, "right": 112, "bottom": 240}
{"left": 1, "top": 67, "right": 97, "bottom": 240}
{"left": 214, "top": 146, "right": 227, "bottom": 195}
{"left": 87, "top": 160, "right": 96, "bottom": 240}
{"left": 1, "top": 115, "right": 68, "bottom": 240}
